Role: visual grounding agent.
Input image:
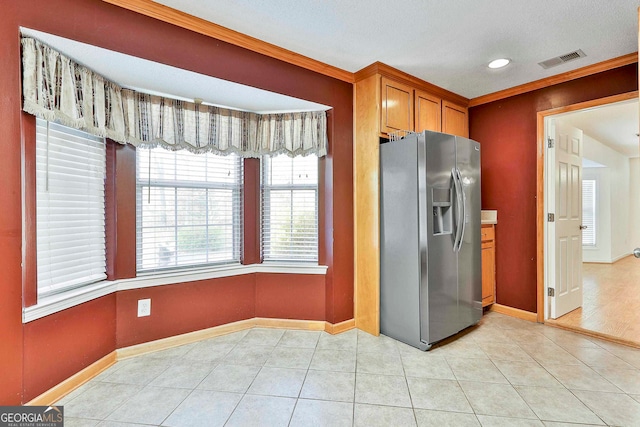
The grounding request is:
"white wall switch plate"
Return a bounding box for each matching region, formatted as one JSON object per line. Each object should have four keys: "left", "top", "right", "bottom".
{"left": 137, "top": 299, "right": 151, "bottom": 317}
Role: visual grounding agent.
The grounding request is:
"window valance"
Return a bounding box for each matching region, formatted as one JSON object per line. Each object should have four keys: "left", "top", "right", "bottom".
{"left": 21, "top": 36, "right": 327, "bottom": 157}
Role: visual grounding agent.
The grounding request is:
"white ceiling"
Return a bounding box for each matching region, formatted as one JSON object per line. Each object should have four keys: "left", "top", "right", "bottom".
{"left": 582, "top": 158, "right": 606, "bottom": 168}
{"left": 20, "top": 29, "right": 328, "bottom": 114}
{"left": 154, "top": 0, "right": 640, "bottom": 99}
{"left": 558, "top": 99, "right": 639, "bottom": 158}
{"left": 21, "top": 2, "right": 640, "bottom": 145}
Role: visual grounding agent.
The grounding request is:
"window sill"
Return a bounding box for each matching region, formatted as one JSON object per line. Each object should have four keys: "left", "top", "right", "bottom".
{"left": 23, "top": 263, "right": 328, "bottom": 323}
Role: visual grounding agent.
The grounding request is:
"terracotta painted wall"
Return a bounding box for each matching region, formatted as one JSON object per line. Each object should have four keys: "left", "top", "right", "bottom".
{"left": 116, "top": 273, "right": 326, "bottom": 348}
{"left": 23, "top": 296, "right": 117, "bottom": 401}
{"left": 0, "top": 1, "right": 26, "bottom": 405}
{"left": 2, "top": 0, "right": 353, "bottom": 404}
{"left": 255, "top": 273, "right": 326, "bottom": 320}
{"left": 116, "top": 276, "right": 256, "bottom": 348}
{"left": 469, "top": 64, "right": 638, "bottom": 313}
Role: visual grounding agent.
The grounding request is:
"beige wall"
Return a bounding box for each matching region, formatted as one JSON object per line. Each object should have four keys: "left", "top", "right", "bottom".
{"left": 579, "top": 133, "right": 631, "bottom": 263}
{"left": 630, "top": 158, "right": 640, "bottom": 254}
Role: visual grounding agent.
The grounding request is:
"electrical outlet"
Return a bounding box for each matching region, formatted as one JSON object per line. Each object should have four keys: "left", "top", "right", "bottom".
{"left": 137, "top": 299, "right": 151, "bottom": 317}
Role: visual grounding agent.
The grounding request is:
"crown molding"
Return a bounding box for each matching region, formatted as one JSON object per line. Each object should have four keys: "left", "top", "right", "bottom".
{"left": 355, "top": 62, "right": 469, "bottom": 106}
{"left": 469, "top": 53, "right": 638, "bottom": 107}
{"left": 102, "top": 0, "right": 354, "bottom": 83}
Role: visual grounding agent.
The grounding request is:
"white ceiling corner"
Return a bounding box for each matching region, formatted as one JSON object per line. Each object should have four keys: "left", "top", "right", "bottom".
{"left": 149, "top": 0, "right": 640, "bottom": 158}
{"left": 21, "top": 2, "right": 640, "bottom": 153}
{"left": 153, "top": 0, "right": 640, "bottom": 99}
{"left": 557, "top": 99, "right": 640, "bottom": 158}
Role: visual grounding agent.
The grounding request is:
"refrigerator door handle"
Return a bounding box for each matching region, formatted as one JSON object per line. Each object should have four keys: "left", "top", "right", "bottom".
{"left": 456, "top": 168, "right": 467, "bottom": 252}
{"left": 452, "top": 167, "right": 464, "bottom": 252}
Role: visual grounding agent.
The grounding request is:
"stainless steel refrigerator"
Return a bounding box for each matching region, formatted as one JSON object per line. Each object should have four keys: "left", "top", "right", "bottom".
{"left": 380, "top": 130, "right": 482, "bottom": 350}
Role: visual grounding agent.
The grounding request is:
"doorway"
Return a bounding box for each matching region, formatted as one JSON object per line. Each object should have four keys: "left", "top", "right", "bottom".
{"left": 537, "top": 91, "right": 640, "bottom": 346}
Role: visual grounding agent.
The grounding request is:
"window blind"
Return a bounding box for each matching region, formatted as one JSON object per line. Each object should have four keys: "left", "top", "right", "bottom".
{"left": 261, "top": 155, "right": 318, "bottom": 262}
{"left": 36, "top": 118, "right": 107, "bottom": 296}
{"left": 582, "top": 179, "right": 596, "bottom": 246}
{"left": 136, "top": 149, "right": 243, "bottom": 272}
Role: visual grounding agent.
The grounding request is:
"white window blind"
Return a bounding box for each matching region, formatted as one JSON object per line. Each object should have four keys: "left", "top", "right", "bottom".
{"left": 582, "top": 179, "right": 596, "bottom": 246}
{"left": 136, "top": 148, "right": 243, "bottom": 272}
{"left": 261, "top": 155, "right": 318, "bottom": 262}
{"left": 36, "top": 118, "right": 107, "bottom": 296}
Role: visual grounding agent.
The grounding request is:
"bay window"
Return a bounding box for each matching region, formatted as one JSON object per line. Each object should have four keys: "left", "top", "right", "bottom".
{"left": 23, "top": 34, "right": 328, "bottom": 317}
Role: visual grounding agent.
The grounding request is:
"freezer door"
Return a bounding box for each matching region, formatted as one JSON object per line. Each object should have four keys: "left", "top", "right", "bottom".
{"left": 421, "top": 131, "right": 459, "bottom": 345}
{"left": 380, "top": 137, "right": 422, "bottom": 348}
{"left": 455, "top": 137, "right": 483, "bottom": 330}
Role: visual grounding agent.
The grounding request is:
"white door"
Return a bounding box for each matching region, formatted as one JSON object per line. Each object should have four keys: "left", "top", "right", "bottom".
{"left": 548, "top": 120, "right": 584, "bottom": 319}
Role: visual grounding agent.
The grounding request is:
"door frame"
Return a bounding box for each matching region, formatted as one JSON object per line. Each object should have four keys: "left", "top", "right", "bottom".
{"left": 535, "top": 90, "right": 638, "bottom": 322}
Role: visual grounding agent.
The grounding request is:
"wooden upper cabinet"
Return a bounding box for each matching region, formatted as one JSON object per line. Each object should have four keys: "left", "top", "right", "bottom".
{"left": 353, "top": 62, "right": 470, "bottom": 336}
{"left": 414, "top": 90, "right": 442, "bottom": 133}
{"left": 380, "top": 76, "right": 413, "bottom": 134}
{"left": 442, "top": 100, "right": 469, "bottom": 138}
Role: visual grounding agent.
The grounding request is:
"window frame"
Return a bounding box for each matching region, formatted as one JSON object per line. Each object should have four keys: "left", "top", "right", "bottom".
{"left": 24, "top": 115, "right": 327, "bottom": 317}
{"left": 581, "top": 178, "right": 597, "bottom": 247}
{"left": 34, "top": 118, "right": 107, "bottom": 298}
{"left": 135, "top": 148, "right": 244, "bottom": 274}
{"left": 260, "top": 155, "right": 319, "bottom": 263}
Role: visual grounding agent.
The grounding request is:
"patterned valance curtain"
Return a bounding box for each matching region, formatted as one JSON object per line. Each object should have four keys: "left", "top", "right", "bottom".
{"left": 21, "top": 36, "right": 327, "bottom": 157}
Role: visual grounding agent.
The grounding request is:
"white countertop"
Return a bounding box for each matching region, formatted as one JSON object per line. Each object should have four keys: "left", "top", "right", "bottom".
{"left": 481, "top": 210, "right": 497, "bottom": 225}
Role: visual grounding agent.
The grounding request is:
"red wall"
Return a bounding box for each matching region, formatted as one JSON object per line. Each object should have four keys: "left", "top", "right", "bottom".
{"left": 2, "top": 0, "right": 353, "bottom": 404}
{"left": 116, "top": 276, "right": 256, "bottom": 348}
{"left": 255, "top": 273, "right": 326, "bottom": 320}
{"left": 116, "top": 273, "right": 326, "bottom": 349}
{"left": 1, "top": 1, "right": 25, "bottom": 404}
{"left": 469, "top": 64, "right": 638, "bottom": 313}
{"left": 23, "top": 296, "right": 117, "bottom": 401}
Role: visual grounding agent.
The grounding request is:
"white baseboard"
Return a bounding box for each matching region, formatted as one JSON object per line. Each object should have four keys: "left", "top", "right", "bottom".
{"left": 611, "top": 252, "right": 631, "bottom": 263}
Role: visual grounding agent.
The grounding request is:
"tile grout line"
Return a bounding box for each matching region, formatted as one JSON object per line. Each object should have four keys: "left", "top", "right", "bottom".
{"left": 352, "top": 329, "right": 359, "bottom": 427}
{"left": 224, "top": 329, "right": 280, "bottom": 427}
{"left": 510, "top": 328, "right": 610, "bottom": 425}
{"left": 284, "top": 354, "right": 301, "bottom": 424}
{"left": 397, "top": 340, "right": 423, "bottom": 426}
{"left": 493, "top": 323, "right": 546, "bottom": 423}
{"left": 443, "top": 353, "right": 481, "bottom": 423}
{"left": 61, "top": 315, "right": 640, "bottom": 426}
{"left": 160, "top": 339, "right": 236, "bottom": 426}
{"left": 98, "top": 357, "right": 176, "bottom": 423}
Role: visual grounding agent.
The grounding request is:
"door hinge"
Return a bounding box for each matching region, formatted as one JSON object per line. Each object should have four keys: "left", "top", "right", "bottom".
{"left": 547, "top": 138, "right": 554, "bottom": 148}
{"left": 548, "top": 288, "right": 555, "bottom": 297}
{"left": 548, "top": 213, "right": 555, "bottom": 222}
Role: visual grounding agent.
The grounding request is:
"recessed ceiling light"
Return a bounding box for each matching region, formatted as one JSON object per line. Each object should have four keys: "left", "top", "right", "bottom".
{"left": 488, "top": 58, "right": 510, "bottom": 69}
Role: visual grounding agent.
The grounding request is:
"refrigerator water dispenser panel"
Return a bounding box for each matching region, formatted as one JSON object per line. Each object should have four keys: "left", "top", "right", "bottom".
{"left": 432, "top": 187, "right": 452, "bottom": 235}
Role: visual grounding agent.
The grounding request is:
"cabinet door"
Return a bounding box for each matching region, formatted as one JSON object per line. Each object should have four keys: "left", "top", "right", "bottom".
{"left": 442, "top": 100, "right": 468, "bottom": 138}
{"left": 415, "top": 90, "right": 441, "bottom": 133}
{"left": 381, "top": 76, "right": 413, "bottom": 135}
{"left": 481, "top": 241, "right": 495, "bottom": 306}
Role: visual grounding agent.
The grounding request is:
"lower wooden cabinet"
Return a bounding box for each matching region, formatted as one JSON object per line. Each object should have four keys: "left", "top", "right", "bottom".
{"left": 481, "top": 224, "right": 496, "bottom": 307}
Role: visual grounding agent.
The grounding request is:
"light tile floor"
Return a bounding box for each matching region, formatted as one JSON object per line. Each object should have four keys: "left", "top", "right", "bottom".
{"left": 57, "top": 312, "right": 640, "bottom": 426}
